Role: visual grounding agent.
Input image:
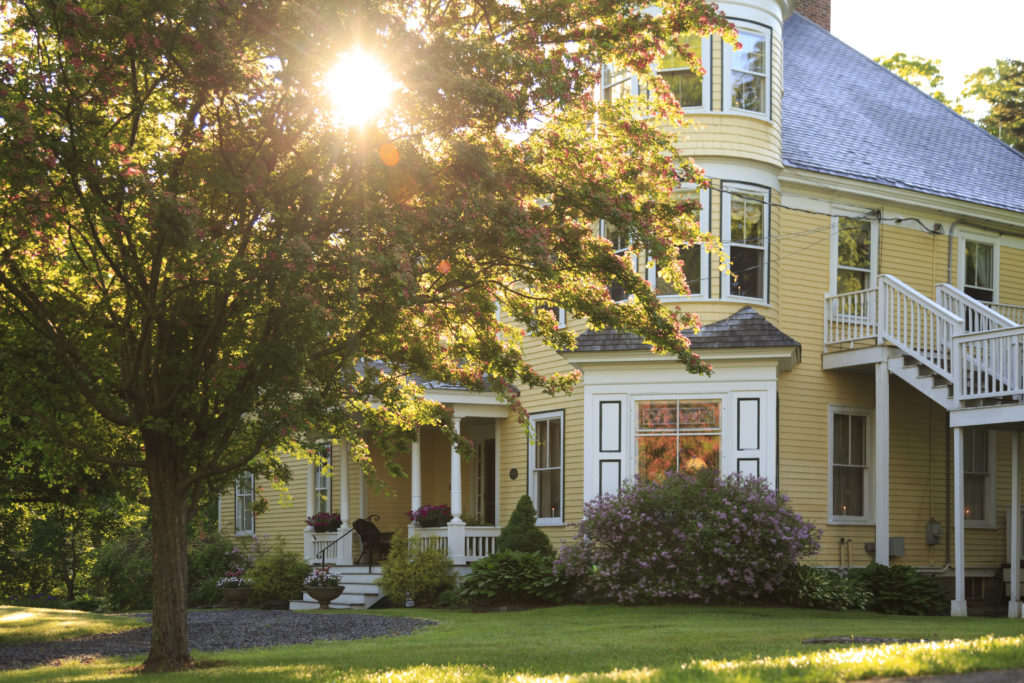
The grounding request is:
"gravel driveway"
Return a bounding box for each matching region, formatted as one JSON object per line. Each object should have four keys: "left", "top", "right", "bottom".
{"left": 0, "top": 609, "right": 434, "bottom": 671}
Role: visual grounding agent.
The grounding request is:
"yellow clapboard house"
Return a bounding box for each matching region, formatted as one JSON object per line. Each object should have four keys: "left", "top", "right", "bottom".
{"left": 221, "top": 0, "right": 1024, "bottom": 615}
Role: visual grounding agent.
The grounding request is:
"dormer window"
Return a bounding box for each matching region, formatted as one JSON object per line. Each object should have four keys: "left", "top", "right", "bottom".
{"left": 726, "top": 26, "right": 770, "bottom": 116}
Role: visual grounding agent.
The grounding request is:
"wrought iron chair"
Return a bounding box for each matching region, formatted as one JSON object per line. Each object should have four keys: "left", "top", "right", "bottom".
{"left": 352, "top": 514, "right": 393, "bottom": 570}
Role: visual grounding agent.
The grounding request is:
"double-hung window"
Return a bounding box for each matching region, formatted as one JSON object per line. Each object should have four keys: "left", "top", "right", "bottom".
{"left": 601, "top": 64, "right": 633, "bottom": 102}
{"left": 723, "top": 184, "right": 769, "bottom": 301}
{"left": 649, "top": 35, "right": 709, "bottom": 109}
{"left": 530, "top": 412, "right": 563, "bottom": 524}
{"left": 314, "top": 443, "right": 331, "bottom": 514}
{"left": 636, "top": 399, "right": 721, "bottom": 481}
{"left": 727, "top": 27, "right": 770, "bottom": 115}
{"left": 962, "top": 236, "right": 997, "bottom": 303}
{"left": 651, "top": 187, "right": 709, "bottom": 299}
{"left": 829, "top": 407, "right": 872, "bottom": 524}
{"left": 963, "top": 429, "right": 995, "bottom": 527}
{"left": 600, "top": 220, "right": 632, "bottom": 302}
{"left": 832, "top": 215, "right": 878, "bottom": 295}
{"left": 234, "top": 472, "right": 255, "bottom": 535}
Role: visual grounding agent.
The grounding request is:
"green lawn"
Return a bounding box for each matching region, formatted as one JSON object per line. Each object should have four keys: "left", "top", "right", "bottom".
{"left": 3, "top": 604, "right": 1024, "bottom": 681}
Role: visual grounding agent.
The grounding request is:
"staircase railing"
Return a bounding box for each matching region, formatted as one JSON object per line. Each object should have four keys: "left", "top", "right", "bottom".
{"left": 935, "top": 284, "right": 1016, "bottom": 332}
{"left": 878, "top": 275, "right": 963, "bottom": 381}
{"left": 992, "top": 302, "right": 1024, "bottom": 326}
{"left": 954, "top": 327, "right": 1024, "bottom": 402}
{"left": 316, "top": 526, "right": 356, "bottom": 572}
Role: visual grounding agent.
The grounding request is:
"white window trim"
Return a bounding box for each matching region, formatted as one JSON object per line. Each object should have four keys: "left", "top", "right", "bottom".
{"left": 599, "top": 219, "right": 639, "bottom": 303}
{"left": 964, "top": 429, "right": 997, "bottom": 529}
{"left": 529, "top": 410, "right": 564, "bottom": 526}
{"left": 598, "top": 36, "right": 711, "bottom": 112}
{"left": 234, "top": 471, "right": 255, "bottom": 536}
{"left": 314, "top": 443, "right": 332, "bottom": 514}
{"left": 633, "top": 395, "right": 724, "bottom": 478}
{"left": 723, "top": 22, "right": 771, "bottom": 120}
{"left": 828, "top": 211, "right": 879, "bottom": 296}
{"left": 958, "top": 231, "right": 999, "bottom": 303}
{"left": 650, "top": 185, "right": 711, "bottom": 301}
{"left": 828, "top": 405, "right": 874, "bottom": 526}
{"left": 720, "top": 182, "right": 770, "bottom": 303}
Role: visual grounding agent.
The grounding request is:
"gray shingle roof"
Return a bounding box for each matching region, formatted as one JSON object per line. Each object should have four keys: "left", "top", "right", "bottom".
{"left": 571, "top": 306, "right": 800, "bottom": 352}
{"left": 782, "top": 13, "right": 1024, "bottom": 215}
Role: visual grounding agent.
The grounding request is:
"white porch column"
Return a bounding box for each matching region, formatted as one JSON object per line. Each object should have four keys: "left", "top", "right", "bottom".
{"left": 952, "top": 426, "right": 968, "bottom": 616}
{"left": 1012, "top": 432, "right": 1022, "bottom": 618}
{"left": 874, "top": 361, "right": 890, "bottom": 566}
{"left": 338, "top": 440, "right": 351, "bottom": 526}
{"left": 411, "top": 429, "right": 423, "bottom": 513}
{"left": 336, "top": 440, "right": 353, "bottom": 566}
{"left": 305, "top": 461, "right": 316, "bottom": 524}
{"left": 448, "top": 417, "right": 467, "bottom": 565}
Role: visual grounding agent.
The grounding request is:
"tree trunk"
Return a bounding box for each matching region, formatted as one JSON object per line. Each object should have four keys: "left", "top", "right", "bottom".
{"left": 143, "top": 443, "right": 193, "bottom": 672}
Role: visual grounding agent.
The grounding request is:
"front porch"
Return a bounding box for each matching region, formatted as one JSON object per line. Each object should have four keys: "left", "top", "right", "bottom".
{"left": 823, "top": 275, "right": 1024, "bottom": 617}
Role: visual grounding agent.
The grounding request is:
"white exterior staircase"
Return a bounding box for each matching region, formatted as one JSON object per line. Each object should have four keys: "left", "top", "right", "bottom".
{"left": 290, "top": 566, "right": 385, "bottom": 610}
{"left": 825, "top": 274, "right": 1024, "bottom": 420}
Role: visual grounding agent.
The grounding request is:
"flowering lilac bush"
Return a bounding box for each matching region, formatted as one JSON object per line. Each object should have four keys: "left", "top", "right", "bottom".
{"left": 555, "top": 469, "right": 819, "bottom": 604}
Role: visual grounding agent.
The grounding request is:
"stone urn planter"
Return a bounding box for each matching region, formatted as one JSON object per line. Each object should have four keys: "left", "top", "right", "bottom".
{"left": 305, "top": 585, "right": 345, "bottom": 609}
{"left": 220, "top": 586, "right": 254, "bottom": 608}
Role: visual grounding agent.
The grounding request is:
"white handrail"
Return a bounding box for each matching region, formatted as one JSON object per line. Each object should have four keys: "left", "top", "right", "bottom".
{"left": 954, "top": 326, "right": 1024, "bottom": 402}
{"left": 877, "top": 275, "right": 963, "bottom": 380}
{"left": 935, "top": 284, "right": 1016, "bottom": 332}
{"left": 992, "top": 302, "right": 1024, "bottom": 326}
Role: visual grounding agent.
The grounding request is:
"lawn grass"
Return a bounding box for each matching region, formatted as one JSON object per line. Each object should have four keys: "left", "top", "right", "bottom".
{"left": 3, "top": 604, "right": 1024, "bottom": 681}
{"left": 0, "top": 607, "right": 144, "bottom": 647}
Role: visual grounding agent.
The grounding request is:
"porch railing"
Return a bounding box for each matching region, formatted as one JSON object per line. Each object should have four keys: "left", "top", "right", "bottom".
{"left": 304, "top": 527, "right": 353, "bottom": 566}
{"left": 823, "top": 287, "right": 877, "bottom": 347}
{"left": 992, "top": 302, "right": 1024, "bottom": 326}
{"left": 411, "top": 525, "right": 501, "bottom": 564}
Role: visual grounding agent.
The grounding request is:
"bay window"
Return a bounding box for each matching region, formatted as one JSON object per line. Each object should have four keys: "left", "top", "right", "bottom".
{"left": 727, "top": 27, "right": 770, "bottom": 115}
{"left": 723, "top": 184, "right": 769, "bottom": 301}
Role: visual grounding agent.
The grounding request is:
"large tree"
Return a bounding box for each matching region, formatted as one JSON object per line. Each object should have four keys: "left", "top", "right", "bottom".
{"left": 0, "top": 0, "right": 731, "bottom": 671}
{"left": 965, "top": 59, "right": 1024, "bottom": 152}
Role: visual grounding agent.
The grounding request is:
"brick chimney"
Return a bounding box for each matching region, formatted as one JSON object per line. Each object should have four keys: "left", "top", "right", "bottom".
{"left": 794, "top": 0, "right": 830, "bottom": 31}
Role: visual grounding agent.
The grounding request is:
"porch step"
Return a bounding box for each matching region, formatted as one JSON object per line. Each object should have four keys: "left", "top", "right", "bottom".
{"left": 289, "top": 566, "right": 386, "bottom": 610}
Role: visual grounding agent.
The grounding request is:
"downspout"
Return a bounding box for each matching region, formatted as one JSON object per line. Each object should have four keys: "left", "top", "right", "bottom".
{"left": 946, "top": 219, "right": 964, "bottom": 284}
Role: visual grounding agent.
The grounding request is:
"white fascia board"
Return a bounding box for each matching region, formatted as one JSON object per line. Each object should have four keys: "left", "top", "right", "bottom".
{"left": 780, "top": 168, "right": 1024, "bottom": 234}
{"left": 698, "top": 157, "right": 783, "bottom": 190}
{"left": 421, "top": 388, "right": 511, "bottom": 419}
{"left": 950, "top": 404, "right": 1024, "bottom": 429}
{"left": 563, "top": 345, "right": 799, "bottom": 377}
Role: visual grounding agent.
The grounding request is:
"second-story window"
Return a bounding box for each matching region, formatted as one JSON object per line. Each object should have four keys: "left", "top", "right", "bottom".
{"left": 722, "top": 184, "right": 769, "bottom": 301}
{"left": 832, "top": 216, "right": 878, "bottom": 295}
{"left": 600, "top": 220, "right": 632, "bottom": 302}
{"left": 963, "top": 237, "right": 997, "bottom": 302}
{"left": 651, "top": 187, "right": 708, "bottom": 299}
{"left": 602, "top": 64, "right": 633, "bottom": 102}
{"left": 727, "top": 27, "right": 770, "bottom": 115}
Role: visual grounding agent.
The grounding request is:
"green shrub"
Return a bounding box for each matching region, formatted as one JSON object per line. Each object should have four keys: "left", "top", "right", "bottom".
{"left": 460, "top": 550, "right": 575, "bottom": 606}
{"left": 378, "top": 540, "right": 456, "bottom": 605}
{"left": 777, "top": 565, "right": 871, "bottom": 610}
{"left": 249, "top": 548, "right": 311, "bottom": 602}
{"left": 849, "top": 563, "right": 949, "bottom": 615}
{"left": 497, "top": 495, "right": 553, "bottom": 558}
{"left": 556, "top": 470, "right": 819, "bottom": 604}
{"left": 89, "top": 531, "right": 153, "bottom": 611}
{"left": 186, "top": 532, "right": 238, "bottom": 606}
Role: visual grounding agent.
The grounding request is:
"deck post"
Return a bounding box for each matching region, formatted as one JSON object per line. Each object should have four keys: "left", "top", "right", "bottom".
{"left": 1012, "top": 432, "right": 1021, "bottom": 618}
{"left": 951, "top": 426, "right": 968, "bottom": 616}
{"left": 448, "top": 417, "right": 467, "bottom": 565}
{"left": 874, "top": 360, "right": 890, "bottom": 566}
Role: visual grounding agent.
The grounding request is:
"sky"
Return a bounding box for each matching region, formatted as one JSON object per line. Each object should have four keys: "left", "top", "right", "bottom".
{"left": 830, "top": 0, "right": 1024, "bottom": 118}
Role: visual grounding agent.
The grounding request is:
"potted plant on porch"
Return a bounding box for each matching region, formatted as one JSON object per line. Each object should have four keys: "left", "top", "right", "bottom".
{"left": 304, "top": 568, "right": 345, "bottom": 609}
{"left": 407, "top": 504, "right": 452, "bottom": 528}
{"left": 306, "top": 511, "right": 342, "bottom": 533}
